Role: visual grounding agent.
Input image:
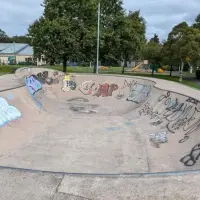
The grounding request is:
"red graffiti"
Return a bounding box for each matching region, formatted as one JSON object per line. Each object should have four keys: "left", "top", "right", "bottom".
{"left": 80, "top": 81, "right": 118, "bottom": 97}
{"left": 95, "top": 83, "right": 118, "bottom": 97}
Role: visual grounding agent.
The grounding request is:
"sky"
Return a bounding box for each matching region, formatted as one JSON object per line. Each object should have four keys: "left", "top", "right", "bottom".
{"left": 0, "top": 0, "right": 200, "bottom": 41}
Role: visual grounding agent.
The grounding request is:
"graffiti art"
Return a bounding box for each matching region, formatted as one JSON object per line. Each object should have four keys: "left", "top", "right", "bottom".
{"left": 139, "top": 92, "right": 200, "bottom": 142}
{"left": 25, "top": 75, "right": 42, "bottom": 95}
{"left": 126, "top": 82, "right": 152, "bottom": 104}
{"left": 180, "top": 144, "right": 200, "bottom": 166}
{"left": 36, "top": 71, "right": 62, "bottom": 85}
{"left": 61, "top": 74, "right": 77, "bottom": 92}
{"left": 79, "top": 81, "right": 118, "bottom": 97}
{"left": 0, "top": 97, "right": 21, "bottom": 127}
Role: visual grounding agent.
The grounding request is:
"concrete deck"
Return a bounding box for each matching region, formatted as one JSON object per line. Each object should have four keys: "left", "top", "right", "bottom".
{"left": 0, "top": 67, "right": 200, "bottom": 199}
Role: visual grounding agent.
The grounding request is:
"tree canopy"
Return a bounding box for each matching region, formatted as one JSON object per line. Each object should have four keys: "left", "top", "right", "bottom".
{"left": 28, "top": 0, "right": 146, "bottom": 72}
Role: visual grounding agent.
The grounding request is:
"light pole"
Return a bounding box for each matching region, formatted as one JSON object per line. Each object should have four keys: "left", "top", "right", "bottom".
{"left": 95, "top": 2, "right": 100, "bottom": 74}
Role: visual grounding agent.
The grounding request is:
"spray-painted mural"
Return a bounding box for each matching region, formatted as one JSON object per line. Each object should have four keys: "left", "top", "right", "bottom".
{"left": 0, "top": 97, "right": 21, "bottom": 127}
{"left": 62, "top": 74, "right": 77, "bottom": 92}
{"left": 25, "top": 75, "right": 43, "bottom": 108}
{"left": 79, "top": 81, "right": 118, "bottom": 97}
{"left": 25, "top": 75, "right": 42, "bottom": 95}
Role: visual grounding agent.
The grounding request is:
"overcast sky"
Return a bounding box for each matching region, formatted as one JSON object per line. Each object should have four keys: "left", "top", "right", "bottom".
{"left": 0, "top": 0, "right": 199, "bottom": 40}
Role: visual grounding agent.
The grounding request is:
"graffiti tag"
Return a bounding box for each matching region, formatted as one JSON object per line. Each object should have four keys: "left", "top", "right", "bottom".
{"left": 62, "top": 75, "right": 77, "bottom": 92}
{"left": 36, "top": 71, "right": 61, "bottom": 85}
{"left": 0, "top": 97, "right": 21, "bottom": 127}
{"left": 180, "top": 144, "right": 200, "bottom": 166}
{"left": 139, "top": 92, "right": 200, "bottom": 142}
{"left": 126, "top": 82, "right": 152, "bottom": 104}
{"left": 79, "top": 81, "right": 118, "bottom": 97}
{"left": 25, "top": 76, "right": 42, "bottom": 95}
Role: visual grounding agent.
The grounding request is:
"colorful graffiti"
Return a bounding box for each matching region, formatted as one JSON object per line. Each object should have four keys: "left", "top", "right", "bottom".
{"left": 0, "top": 97, "right": 21, "bottom": 127}
{"left": 25, "top": 75, "right": 42, "bottom": 95}
{"left": 36, "top": 71, "right": 62, "bottom": 85}
{"left": 126, "top": 82, "right": 152, "bottom": 104}
{"left": 62, "top": 74, "right": 77, "bottom": 92}
{"left": 25, "top": 76, "right": 43, "bottom": 108}
{"left": 79, "top": 81, "right": 118, "bottom": 97}
{"left": 139, "top": 92, "right": 200, "bottom": 143}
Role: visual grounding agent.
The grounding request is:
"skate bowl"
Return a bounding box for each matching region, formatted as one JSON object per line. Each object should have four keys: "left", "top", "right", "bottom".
{"left": 0, "top": 67, "right": 200, "bottom": 175}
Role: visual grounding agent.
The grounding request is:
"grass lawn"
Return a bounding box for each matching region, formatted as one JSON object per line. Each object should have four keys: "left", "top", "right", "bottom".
{"left": 0, "top": 65, "right": 200, "bottom": 90}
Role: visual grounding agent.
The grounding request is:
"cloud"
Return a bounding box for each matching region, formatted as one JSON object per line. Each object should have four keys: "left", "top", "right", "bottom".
{"left": 0, "top": 0, "right": 43, "bottom": 36}
{"left": 0, "top": 0, "right": 199, "bottom": 41}
{"left": 123, "top": 0, "right": 200, "bottom": 40}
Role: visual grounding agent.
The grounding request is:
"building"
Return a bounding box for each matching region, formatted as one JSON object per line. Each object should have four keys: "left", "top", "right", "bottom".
{"left": 0, "top": 43, "right": 46, "bottom": 66}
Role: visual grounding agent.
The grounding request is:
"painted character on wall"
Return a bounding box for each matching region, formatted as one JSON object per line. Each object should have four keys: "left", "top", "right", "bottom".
{"left": 79, "top": 81, "right": 118, "bottom": 97}
{"left": 0, "top": 97, "right": 21, "bottom": 127}
{"left": 25, "top": 75, "right": 42, "bottom": 95}
{"left": 126, "top": 83, "right": 151, "bottom": 104}
{"left": 62, "top": 74, "right": 77, "bottom": 92}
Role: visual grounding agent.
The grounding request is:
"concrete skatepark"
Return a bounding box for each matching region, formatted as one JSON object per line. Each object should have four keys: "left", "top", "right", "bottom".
{"left": 0, "top": 67, "right": 200, "bottom": 199}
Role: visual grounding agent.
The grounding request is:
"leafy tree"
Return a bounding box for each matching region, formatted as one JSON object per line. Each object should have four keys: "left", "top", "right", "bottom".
{"left": 149, "top": 33, "right": 160, "bottom": 44}
{"left": 120, "top": 10, "right": 146, "bottom": 73}
{"left": 142, "top": 41, "right": 162, "bottom": 64}
{"left": 12, "top": 35, "right": 31, "bottom": 44}
{"left": 193, "top": 13, "right": 200, "bottom": 29}
{"left": 0, "top": 29, "right": 12, "bottom": 43}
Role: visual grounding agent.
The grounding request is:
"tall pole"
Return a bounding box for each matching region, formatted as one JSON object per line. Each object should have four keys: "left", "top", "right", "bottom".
{"left": 96, "top": 2, "right": 100, "bottom": 74}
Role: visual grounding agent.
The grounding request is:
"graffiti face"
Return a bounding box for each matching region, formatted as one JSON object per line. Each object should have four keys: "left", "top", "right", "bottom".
{"left": 126, "top": 82, "right": 152, "bottom": 104}
{"left": 180, "top": 144, "right": 200, "bottom": 166}
{"left": 0, "top": 97, "right": 21, "bottom": 127}
{"left": 26, "top": 76, "right": 42, "bottom": 95}
{"left": 79, "top": 81, "right": 118, "bottom": 97}
{"left": 62, "top": 75, "right": 77, "bottom": 92}
{"left": 36, "top": 71, "right": 61, "bottom": 85}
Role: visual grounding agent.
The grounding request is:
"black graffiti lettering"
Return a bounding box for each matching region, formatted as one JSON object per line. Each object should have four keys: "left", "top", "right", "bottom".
{"left": 140, "top": 92, "right": 200, "bottom": 142}
{"left": 180, "top": 144, "right": 200, "bottom": 166}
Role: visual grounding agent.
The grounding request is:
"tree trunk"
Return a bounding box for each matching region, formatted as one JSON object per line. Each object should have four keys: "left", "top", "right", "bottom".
{"left": 170, "top": 64, "right": 173, "bottom": 76}
{"left": 151, "top": 64, "right": 155, "bottom": 76}
{"left": 122, "top": 59, "right": 127, "bottom": 74}
{"left": 63, "top": 56, "right": 67, "bottom": 73}
{"left": 179, "top": 60, "right": 184, "bottom": 82}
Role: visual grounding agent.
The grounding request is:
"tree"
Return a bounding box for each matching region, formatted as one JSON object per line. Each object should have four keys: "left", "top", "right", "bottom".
{"left": 193, "top": 14, "right": 200, "bottom": 29}
{"left": 149, "top": 33, "right": 160, "bottom": 44}
{"left": 162, "top": 22, "right": 200, "bottom": 81}
{"left": 0, "top": 29, "right": 12, "bottom": 43}
{"left": 120, "top": 11, "right": 146, "bottom": 73}
{"left": 12, "top": 35, "right": 31, "bottom": 44}
{"left": 142, "top": 41, "right": 162, "bottom": 64}
{"left": 29, "top": 0, "right": 98, "bottom": 72}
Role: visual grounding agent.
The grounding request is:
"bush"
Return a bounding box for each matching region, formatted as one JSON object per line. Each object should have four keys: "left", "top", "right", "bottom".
{"left": 196, "top": 70, "right": 200, "bottom": 80}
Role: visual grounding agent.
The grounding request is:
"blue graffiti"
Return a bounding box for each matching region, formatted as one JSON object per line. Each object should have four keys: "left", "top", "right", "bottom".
{"left": 105, "top": 127, "right": 121, "bottom": 131}
{"left": 25, "top": 76, "right": 42, "bottom": 95}
{"left": 25, "top": 76, "right": 43, "bottom": 109}
{"left": 124, "top": 121, "right": 134, "bottom": 126}
{"left": 7, "top": 93, "right": 14, "bottom": 100}
{"left": 0, "top": 97, "right": 21, "bottom": 127}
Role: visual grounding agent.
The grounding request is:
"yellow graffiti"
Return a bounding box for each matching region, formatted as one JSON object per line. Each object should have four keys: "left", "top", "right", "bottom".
{"left": 64, "top": 74, "right": 70, "bottom": 81}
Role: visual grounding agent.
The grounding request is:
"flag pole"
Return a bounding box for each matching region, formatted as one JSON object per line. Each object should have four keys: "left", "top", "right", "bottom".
{"left": 96, "top": 2, "right": 100, "bottom": 74}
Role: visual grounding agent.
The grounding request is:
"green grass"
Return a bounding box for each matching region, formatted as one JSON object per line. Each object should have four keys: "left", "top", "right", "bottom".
{"left": 0, "top": 65, "right": 200, "bottom": 90}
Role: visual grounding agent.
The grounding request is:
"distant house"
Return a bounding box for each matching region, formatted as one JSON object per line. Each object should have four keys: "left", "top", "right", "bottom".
{"left": 0, "top": 43, "right": 46, "bottom": 66}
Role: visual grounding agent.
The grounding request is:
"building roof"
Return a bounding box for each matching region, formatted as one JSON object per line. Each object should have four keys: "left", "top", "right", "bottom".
{"left": 0, "top": 43, "right": 33, "bottom": 56}
{"left": 17, "top": 46, "right": 33, "bottom": 56}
